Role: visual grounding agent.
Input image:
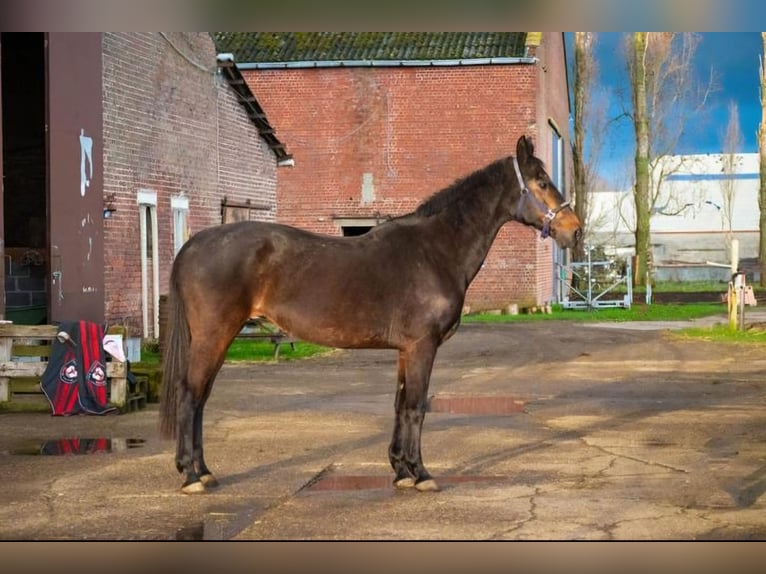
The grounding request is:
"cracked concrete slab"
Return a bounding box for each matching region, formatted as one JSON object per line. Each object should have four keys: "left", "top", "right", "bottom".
{"left": 2, "top": 317, "right": 766, "bottom": 539}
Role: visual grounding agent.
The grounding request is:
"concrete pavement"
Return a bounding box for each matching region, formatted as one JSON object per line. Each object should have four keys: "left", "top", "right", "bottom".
{"left": 2, "top": 314, "right": 766, "bottom": 540}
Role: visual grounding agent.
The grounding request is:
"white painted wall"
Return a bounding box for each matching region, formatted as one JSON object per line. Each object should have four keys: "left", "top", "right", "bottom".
{"left": 588, "top": 153, "right": 761, "bottom": 281}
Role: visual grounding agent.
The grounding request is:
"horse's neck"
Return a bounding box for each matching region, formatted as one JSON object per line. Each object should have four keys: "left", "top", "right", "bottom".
{"left": 430, "top": 192, "right": 512, "bottom": 288}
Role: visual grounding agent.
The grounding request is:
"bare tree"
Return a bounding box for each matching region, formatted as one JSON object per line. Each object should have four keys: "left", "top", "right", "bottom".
{"left": 571, "top": 32, "right": 599, "bottom": 264}
{"left": 626, "top": 32, "right": 713, "bottom": 285}
{"left": 720, "top": 100, "right": 743, "bottom": 243}
{"left": 630, "top": 32, "right": 651, "bottom": 285}
{"left": 759, "top": 33, "right": 766, "bottom": 286}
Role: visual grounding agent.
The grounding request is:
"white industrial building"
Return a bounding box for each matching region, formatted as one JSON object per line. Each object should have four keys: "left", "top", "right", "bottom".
{"left": 588, "top": 153, "right": 760, "bottom": 282}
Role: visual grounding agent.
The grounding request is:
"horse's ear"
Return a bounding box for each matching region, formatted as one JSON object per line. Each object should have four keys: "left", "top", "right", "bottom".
{"left": 516, "top": 135, "right": 534, "bottom": 163}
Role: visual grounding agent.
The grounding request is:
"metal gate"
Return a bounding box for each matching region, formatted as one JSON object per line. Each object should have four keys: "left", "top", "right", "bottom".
{"left": 558, "top": 247, "right": 633, "bottom": 310}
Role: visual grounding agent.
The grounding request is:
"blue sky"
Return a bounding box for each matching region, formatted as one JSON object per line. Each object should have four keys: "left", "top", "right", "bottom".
{"left": 568, "top": 32, "right": 763, "bottom": 188}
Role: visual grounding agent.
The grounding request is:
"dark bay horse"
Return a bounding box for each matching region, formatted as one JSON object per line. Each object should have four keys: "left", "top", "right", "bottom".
{"left": 159, "top": 135, "right": 582, "bottom": 494}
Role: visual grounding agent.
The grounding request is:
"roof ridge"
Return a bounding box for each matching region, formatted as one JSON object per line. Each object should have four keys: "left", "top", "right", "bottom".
{"left": 213, "top": 32, "right": 530, "bottom": 65}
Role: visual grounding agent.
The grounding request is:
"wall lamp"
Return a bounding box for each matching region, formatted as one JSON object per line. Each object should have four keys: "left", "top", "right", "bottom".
{"left": 104, "top": 193, "right": 117, "bottom": 219}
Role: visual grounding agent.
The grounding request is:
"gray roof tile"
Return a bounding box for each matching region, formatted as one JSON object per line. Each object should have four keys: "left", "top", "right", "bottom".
{"left": 213, "top": 32, "right": 528, "bottom": 64}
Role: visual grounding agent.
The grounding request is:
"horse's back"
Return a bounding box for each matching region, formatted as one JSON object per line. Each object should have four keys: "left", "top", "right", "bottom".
{"left": 175, "top": 221, "right": 314, "bottom": 276}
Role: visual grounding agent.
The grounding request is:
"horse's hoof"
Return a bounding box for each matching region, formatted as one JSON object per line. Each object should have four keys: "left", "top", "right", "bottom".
{"left": 394, "top": 477, "right": 416, "bottom": 489}
{"left": 415, "top": 478, "right": 441, "bottom": 492}
{"left": 181, "top": 481, "right": 206, "bottom": 494}
{"left": 200, "top": 474, "right": 219, "bottom": 488}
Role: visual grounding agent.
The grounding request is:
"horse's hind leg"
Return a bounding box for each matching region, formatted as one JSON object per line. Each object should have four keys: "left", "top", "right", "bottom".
{"left": 193, "top": 382, "right": 219, "bottom": 488}
{"left": 177, "top": 340, "right": 228, "bottom": 494}
{"left": 176, "top": 381, "right": 205, "bottom": 493}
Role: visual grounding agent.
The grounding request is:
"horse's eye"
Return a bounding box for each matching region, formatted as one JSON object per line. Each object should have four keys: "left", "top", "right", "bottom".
{"left": 539, "top": 181, "right": 548, "bottom": 190}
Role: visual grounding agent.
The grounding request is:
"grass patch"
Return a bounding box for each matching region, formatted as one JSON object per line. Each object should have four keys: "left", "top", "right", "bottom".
{"left": 464, "top": 302, "right": 726, "bottom": 323}
{"left": 467, "top": 302, "right": 766, "bottom": 346}
{"left": 603, "top": 280, "right": 764, "bottom": 295}
{"left": 138, "top": 339, "right": 330, "bottom": 364}
{"left": 672, "top": 324, "right": 766, "bottom": 344}
{"left": 636, "top": 280, "right": 731, "bottom": 293}
{"left": 225, "top": 340, "right": 329, "bottom": 362}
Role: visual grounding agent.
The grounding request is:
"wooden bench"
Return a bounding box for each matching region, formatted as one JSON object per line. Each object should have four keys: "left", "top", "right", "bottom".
{"left": 0, "top": 324, "right": 133, "bottom": 411}
{"left": 237, "top": 317, "right": 297, "bottom": 359}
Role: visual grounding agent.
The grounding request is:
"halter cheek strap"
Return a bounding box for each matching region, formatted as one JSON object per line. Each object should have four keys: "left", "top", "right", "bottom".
{"left": 513, "top": 157, "right": 570, "bottom": 239}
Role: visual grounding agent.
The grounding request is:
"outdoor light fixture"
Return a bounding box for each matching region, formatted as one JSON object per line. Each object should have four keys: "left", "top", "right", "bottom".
{"left": 103, "top": 193, "right": 117, "bottom": 218}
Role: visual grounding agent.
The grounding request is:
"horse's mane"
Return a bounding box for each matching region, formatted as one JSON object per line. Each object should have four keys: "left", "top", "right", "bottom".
{"left": 415, "top": 157, "right": 511, "bottom": 218}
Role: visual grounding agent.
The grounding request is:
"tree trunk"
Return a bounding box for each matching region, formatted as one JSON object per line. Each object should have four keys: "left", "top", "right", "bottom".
{"left": 571, "top": 32, "right": 589, "bottom": 264}
{"left": 632, "top": 33, "right": 652, "bottom": 286}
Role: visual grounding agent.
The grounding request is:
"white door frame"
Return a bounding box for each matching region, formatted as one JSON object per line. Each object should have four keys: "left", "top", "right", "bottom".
{"left": 137, "top": 189, "right": 159, "bottom": 338}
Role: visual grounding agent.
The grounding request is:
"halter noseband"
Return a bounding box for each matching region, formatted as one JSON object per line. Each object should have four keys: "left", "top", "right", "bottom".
{"left": 513, "top": 157, "right": 571, "bottom": 239}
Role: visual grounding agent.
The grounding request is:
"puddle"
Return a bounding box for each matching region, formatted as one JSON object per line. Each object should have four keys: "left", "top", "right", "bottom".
{"left": 175, "top": 522, "right": 205, "bottom": 541}
{"left": 175, "top": 508, "right": 263, "bottom": 541}
{"left": 304, "top": 474, "right": 505, "bottom": 492}
{"left": 305, "top": 475, "right": 393, "bottom": 491}
{"left": 11, "top": 438, "right": 146, "bottom": 455}
{"left": 428, "top": 395, "right": 526, "bottom": 414}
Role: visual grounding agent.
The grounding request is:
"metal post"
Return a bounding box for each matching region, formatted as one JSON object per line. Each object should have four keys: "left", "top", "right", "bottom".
{"left": 588, "top": 247, "right": 593, "bottom": 309}
{"left": 645, "top": 272, "right": 652, "bottom": 305}
{"left": 738, "top": 273, "right": 746, "bottom": 331}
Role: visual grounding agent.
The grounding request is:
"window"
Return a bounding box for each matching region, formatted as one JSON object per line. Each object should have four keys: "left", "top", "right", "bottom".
{"left": 334, "top": 217, "right": 381, "bottom": 237}
{"left": 341, "top": 226, "right": 372, "bottom": 237}
{"left": 143, "top": 207, "right": 154, "bottom": 257}
{"left": 551, "top": 123, "right": 564, "bottom": 194}
{"left": 221, "top": 197, "right": 271, "bottom": 223}
{"left": 172, "top": 195, "right": 189, "bottom": 256}
{"left": 549, "top": 122, "right": 566, "bottom": 303}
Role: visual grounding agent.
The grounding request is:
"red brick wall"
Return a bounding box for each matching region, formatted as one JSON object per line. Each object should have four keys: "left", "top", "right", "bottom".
{"left": 533, "top": 33, "right": 571, "bottom": 305}
{"left": 102, "top": 32, "right": 277, "bottom": 334}
{"left": 244, "top": 35, "right": 570, "bottom": 310}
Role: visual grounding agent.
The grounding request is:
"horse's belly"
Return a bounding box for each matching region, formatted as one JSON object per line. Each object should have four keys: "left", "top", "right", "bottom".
{"left": 284, "top": 322, "right": 397, "bottom": 350}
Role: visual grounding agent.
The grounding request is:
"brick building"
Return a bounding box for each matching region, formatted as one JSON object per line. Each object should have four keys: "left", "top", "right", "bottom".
{"left": 214, "top": 32, "right": 571, "bottom": 310}
{"left": 0, "top": 32, "right": 288, "bottom": 340}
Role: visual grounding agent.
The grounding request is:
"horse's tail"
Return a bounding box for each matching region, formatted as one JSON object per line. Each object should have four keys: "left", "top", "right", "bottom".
{"left": 158, "top": 269, "right": 190, "bottom": 440}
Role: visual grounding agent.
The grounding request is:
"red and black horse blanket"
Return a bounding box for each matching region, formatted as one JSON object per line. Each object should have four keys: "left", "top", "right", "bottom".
{"left": 40, "top": 320, "right": 117, "bottom": 416}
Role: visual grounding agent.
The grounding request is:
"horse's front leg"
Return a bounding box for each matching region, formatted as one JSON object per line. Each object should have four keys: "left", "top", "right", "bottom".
{"left": 389, "top": 352, "right": 416, "bottom": 489}
{"left": 392, "top": 342, "right": 440, "bottom": 492}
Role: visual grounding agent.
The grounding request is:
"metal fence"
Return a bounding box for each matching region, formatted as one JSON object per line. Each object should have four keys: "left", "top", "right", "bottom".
{"left": 558, "top": 248, "right": 633, "bottom": 310}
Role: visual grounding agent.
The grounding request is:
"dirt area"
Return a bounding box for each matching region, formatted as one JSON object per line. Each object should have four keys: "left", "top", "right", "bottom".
{"left": 647, "top": 291, "right": 726, "bottom": 303}
{"left": 2, "top": 318, "right": 766, "bottom": 540}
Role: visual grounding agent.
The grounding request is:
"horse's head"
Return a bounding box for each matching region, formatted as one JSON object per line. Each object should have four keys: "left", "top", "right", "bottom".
{"left": 512, "top": 135, "right": 582, "bottom": 249}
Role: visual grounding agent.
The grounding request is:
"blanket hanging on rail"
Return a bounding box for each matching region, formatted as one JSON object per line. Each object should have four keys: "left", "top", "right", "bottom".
{"left": 40, "top": 320, "right": 117, "bottom": 416}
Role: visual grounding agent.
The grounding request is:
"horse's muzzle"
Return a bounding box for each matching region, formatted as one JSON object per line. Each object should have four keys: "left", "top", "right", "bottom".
{"left": 551, "top": 222, "right": 583, "bottom": 250}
